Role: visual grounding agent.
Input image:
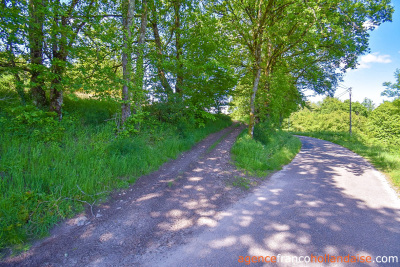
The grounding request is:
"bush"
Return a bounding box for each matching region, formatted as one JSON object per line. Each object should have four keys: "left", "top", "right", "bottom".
{"left": 368, "top": 99, "right": 400, "bottom": 147}
{"left": 2, "top": 105, "right": 65, "bottom": 142}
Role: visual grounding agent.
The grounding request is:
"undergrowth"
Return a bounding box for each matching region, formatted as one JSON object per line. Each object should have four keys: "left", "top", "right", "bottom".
{"left": 0, "top": 92, "right": 232, "bottom": 251}
{"left": 231, "top": 123, "right": 302, "bottom": 177}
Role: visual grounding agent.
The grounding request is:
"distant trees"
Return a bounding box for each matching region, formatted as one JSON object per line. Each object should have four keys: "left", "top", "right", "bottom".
{"left": 382, "top": 69, "right": 400, "bottom": 99}
{"left": 289, "top": 97, "right": 368, "bottom": 133}
{"left": 289, "top": 97, "right": 400, "bottom": 148}
{"left": 362, "top": 98, "right": 376, "bottom": 113}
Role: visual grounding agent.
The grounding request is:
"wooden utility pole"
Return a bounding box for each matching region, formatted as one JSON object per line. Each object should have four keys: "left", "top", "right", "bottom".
{"left": 349, "top": 87, "right": 352, "bottom": 135}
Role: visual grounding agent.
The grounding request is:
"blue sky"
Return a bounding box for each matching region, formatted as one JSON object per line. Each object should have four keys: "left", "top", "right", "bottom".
{"left": 307, "top": 0, "right": 400, "bottom": 105}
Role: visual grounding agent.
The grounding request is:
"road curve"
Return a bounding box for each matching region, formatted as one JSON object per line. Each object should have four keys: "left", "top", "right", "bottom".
{"left": 141, "top": 136, "right": 400, "bottom": 267}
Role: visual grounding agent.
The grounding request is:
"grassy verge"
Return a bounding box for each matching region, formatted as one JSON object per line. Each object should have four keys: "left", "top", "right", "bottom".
{"left": 290, "top": 131, "right": 400, "bottom": 190}
{"left": 231, "top": 125, "right": 302, "bottom": 177}
{"left": 0, "top": 99, "right": 232, "bottom": 251}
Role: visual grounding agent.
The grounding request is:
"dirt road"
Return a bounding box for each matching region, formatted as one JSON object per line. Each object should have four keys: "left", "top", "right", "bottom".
{"left": 3, "top": 132, "right": 400, "bottom": 266}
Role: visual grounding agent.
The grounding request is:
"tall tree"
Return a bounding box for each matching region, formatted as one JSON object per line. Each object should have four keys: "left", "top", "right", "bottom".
{"left": 173, "top": 0, "right": 183, "bottom": 95}
{"left": 121, "top": 0, "right": 136, "bottom": 125}
{"left": 219, "top": 0, "right": 393, "bottom": 137}
{"left": 150, "top": 2, "right": 173, "bottom": 95}
{"left": 28, "top": 0, "right": 47, "bottom": 107}
{"left": 133, "top": 0, "right": 148, "bottom": 112}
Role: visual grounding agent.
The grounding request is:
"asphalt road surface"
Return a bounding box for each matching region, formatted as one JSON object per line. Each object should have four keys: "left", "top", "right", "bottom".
{"left": 141, "top": 136, "right": 400, "bottom": 267}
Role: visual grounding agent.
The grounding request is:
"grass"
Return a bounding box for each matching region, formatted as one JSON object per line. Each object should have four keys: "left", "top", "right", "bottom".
{"left": 0, "top": 94, "right": 232, "bottom": 252}
{"left": 290, "top": 131, "right": 400, "bottom": 190}
{"left": 231, "top": 125, "right": 302, "bottom": 177}
{"left": 231, "top": 176, "right": 253, "bottom": 190}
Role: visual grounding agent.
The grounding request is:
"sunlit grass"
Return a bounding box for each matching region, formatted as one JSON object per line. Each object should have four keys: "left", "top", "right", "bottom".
{"left": 231, "top": 127, "right": 301, "bottom": 177}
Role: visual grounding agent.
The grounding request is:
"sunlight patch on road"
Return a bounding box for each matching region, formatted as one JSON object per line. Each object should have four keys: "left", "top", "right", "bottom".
{"left": 188, "top": 176, "right": 203, "bottom": 182}
{"left": 209, "top": 236, "right": 237, "bottom": 248}
{"left": 238, "top": 216, "right": 253, "bottom": 227}
{"left": 99, "top": 232, "right": 113, "bottom": 242}
{"left": 136, "top": 192, "right": 162, "bottom": 202}
{"left": 197, "top": 217, "right": 218, "bottom": 227}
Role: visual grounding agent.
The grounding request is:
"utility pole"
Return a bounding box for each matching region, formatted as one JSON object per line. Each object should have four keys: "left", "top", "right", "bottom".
{"left": 349, "top": 87, "right": 352, "bottom": 135}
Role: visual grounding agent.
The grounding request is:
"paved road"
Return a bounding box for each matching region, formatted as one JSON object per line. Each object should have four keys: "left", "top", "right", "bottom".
{"left": 142, "top": 136, "right": 400, "bottom": 266}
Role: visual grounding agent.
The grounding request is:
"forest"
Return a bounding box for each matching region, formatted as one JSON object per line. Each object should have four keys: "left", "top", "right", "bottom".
{"left": 0, "top": 0, "right": 395, "bottom": 250}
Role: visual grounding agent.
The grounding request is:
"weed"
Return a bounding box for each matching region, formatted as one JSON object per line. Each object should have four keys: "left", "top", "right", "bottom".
{"left": 232, "top": 176, "right": 252, "bottom": 190}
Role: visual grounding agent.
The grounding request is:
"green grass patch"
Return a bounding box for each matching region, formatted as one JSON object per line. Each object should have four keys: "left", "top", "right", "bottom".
{"left": 291, "top": 131, "right": 400, "bottom": 190}
{"left": 231, "top": 125, "right": 302, "bottom": 177}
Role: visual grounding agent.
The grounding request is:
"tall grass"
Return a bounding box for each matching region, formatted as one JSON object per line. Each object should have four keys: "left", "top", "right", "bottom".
{"left": 231, "top": 124, "right": 301, "bottom": 176}
{"left": 291, "top": 131, "right": 400, "bottom": 190}
{"left": 0, "top": 94, "right": 232, "bottom": 250}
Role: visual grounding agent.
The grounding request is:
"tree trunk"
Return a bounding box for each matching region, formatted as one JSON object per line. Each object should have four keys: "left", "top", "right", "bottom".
{"left": 28, "top": 0, "right": 47, "bottom": 108}
{"left": 151, "top": 14, "right": 173, "bottom": 96}
{"left": 121, "top": 0, "right": 136, "bottom": 125}
{"left": 174, "top": 1, "right": 183, "bottom": 95}
{"left": 49, "top": 40, "right": 66, "bottom": 121}
{"left": 49, "top": 7, "right": 71, "bottom": 121}
{"left": 133, "top": 0, "right": 148, "bottom": 112}
{"left": 248, "top": 66, "right": 262, "bottom": 137}
{"left": 50, "top": 74, "right": 63, "bottom": 120}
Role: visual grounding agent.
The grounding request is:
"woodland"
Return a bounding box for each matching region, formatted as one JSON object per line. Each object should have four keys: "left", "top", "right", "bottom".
{"left": 0, "top": 0, "right": 396, "bottom": 250}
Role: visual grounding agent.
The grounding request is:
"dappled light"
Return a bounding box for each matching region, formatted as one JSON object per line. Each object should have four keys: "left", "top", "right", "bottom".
{"left": 139, "top": 136, "right": 400, "bottom": 266}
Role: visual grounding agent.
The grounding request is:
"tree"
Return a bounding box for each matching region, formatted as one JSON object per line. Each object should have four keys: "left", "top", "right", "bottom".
{"left": 218, "top": 0, "right": 393, "bottom": 137}
{"left": 121, "top": 0, "right": 136, "bottom": 125}
{"left": 361, "top": 97, "right": 375, "bottom": 113}
{"left": 27, "top": 0, "right": 47, "bottom": 108}
{"left": 382, "top": 69, "right": 400, "bottom": 98}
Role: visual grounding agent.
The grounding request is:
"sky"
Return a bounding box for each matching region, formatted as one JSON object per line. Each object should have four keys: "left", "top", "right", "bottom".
{"left": 307, "top": 0, "right": 400, "bottom": 105}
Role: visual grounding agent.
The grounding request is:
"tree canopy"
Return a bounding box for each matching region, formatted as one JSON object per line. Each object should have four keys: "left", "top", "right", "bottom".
{"left": 0, "top": 0, "right": 394, "bottom": 135}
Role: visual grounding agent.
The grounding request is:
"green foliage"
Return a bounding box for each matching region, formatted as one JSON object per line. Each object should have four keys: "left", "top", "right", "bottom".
{"left": 2, "top": 105, "right": 65, "bottom": 142}
{"left": 288, "top": 97, "right": 368, "bottom": 134}
{"left": 231, "top": 124, "right": 302, "bottom": 176}
{"left": 0, "top": 97, "right": 232, "bottom": 250}
{"left": 368, "top": 99, "right": 400, "bottom": 147}
{"left": 288, "top": 97, "right": 400, "bottom": 150}
{"left": 63, "top": 97, "right": 119, "bottom": 125}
